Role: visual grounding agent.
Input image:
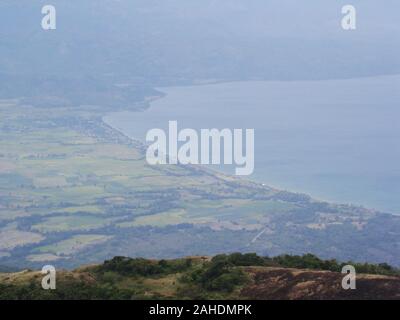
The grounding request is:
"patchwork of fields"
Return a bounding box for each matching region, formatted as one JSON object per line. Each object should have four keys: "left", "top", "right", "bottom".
{"left": 0, "top": 99, "right": 399, "bottom": 269}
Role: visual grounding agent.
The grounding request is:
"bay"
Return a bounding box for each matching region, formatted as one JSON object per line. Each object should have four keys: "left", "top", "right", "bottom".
{"left": 104, "top": 75, "right": 400, "bottom": 214}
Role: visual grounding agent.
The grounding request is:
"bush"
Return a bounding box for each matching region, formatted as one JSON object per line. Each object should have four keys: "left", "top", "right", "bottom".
{"left": 98, "top": 256, "right": 193, "bottom": 277}
{"left": 206, "top": 269, "right": 247, "bottom": 292}
{"left": 228, "top": 252, "right": 265, "bottom": 266}
{"left": 186, "top": 254, "right": 250, "bottom": 293}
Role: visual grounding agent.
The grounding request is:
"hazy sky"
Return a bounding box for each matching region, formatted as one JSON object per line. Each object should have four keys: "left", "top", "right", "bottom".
{"left": 0, "top": 1, "right": 399, "bottom": 80}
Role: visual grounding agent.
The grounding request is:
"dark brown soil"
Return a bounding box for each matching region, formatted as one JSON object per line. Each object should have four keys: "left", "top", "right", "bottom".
{"left": 240, "top": 267, "right": 400, "bottom": 300}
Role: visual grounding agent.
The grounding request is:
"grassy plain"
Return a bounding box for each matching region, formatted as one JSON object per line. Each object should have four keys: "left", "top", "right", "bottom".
{"left": 0, "top": 99, "right": 399, "bottom": 269}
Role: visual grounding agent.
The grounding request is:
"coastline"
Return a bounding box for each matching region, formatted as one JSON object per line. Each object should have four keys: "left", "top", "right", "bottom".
{"left": 101, "top": 81, "right": 400, "bottom": 215}
{"left": 100, "top": 94, "right": 394, "bottom": 216}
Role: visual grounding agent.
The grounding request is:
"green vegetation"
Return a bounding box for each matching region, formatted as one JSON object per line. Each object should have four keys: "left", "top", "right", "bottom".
{"left": 270, "top": 254, "right": 400, "bottom": 276}
{"left": 0, "top": 280, "right": 133, "bottom": 300}
{"left": 0, "top": 253, "right": 399, "bottom": 300}
{"left": 0, "top": 97, "right": 400, "bottom": 270}
{"left": 97, "top": 256, "right": 193, "bottom": 277}
{"left": 181, "top": 255, "right": 249, "bottom": 295}
{"left": 34, "top": 235, "right": 112, "bottom": 256}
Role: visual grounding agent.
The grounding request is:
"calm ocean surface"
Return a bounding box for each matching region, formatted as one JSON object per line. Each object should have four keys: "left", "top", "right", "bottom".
{"left": 104, "top": 75, "right": 400, "bottom": 214}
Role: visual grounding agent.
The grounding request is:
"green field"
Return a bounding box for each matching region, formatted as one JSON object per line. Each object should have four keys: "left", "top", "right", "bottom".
{"left": 0, "top": 99, "right": 399, "bottom": 269}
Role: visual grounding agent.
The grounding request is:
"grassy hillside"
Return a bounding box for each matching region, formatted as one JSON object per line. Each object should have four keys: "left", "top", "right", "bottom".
{"left": 1, "top": 253, "right": 399, "bottom": 300}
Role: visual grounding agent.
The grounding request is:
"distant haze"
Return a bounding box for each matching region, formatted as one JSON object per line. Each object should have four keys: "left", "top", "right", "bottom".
{"left": 0, "top": 0, "right": 399, "bottom": 82}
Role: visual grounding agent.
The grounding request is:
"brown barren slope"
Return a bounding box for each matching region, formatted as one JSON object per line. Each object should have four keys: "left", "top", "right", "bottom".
{"left": 240, "top": 267, "right": 400, "bottom": 300}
